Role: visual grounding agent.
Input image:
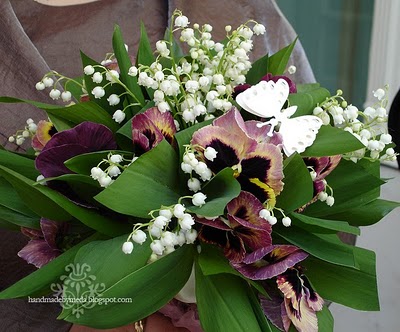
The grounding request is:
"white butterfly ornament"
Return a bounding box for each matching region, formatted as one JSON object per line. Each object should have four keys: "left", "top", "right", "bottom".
{"left": 236, "top": 79, "right": 322, "bottom": 156}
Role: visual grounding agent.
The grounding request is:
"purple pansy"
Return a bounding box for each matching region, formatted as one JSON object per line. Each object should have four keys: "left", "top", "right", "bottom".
{"left": 35, "top": 122, "right": 117, "bottom": 178}
{"left": 18, "top": 218, "right": 67, "bottom": 268}
{"left": 191, "top": 109, "right": 283, "bottom": 204}
{"left": 132, "top": 107, "right": 177, "bottom": 155}
{"left": 197, "top": 191, "right": 272, "bottom": 263}
{"left": 232, "top": 245, "right": 308, "bottom": 280}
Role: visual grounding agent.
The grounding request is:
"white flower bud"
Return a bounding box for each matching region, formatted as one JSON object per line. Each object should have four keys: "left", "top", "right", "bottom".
{"left": 380, "top": 133, "right": 392, "bottom": 144}
{"left": 92, "top": 86, "right": 105, "bottom": 99}
{"left": 98, "top": 175, "right": 113, "bottom": 187}
{"left": 108, "top": 165, "right": 121, "bottom": 177}
{"left": 8, "top": 136, "right": 15, "bottom": 143}
{"left": 185, "top": 229, "right": 198, "bottom": 244}
{"left": 326, "top": 196, "right": 335, "bottom": 206}
{"left": 187, "top": 178, "right": 201, "bottom": 192}
{"left": 179, "top": 213, "right": 195, "bottom": 230}
{"left": 42, "top": 77, "right": 54, "bottom": 87}
{"left": 149, "top": 224, "right": 162, "bottom": 238}
{"left": 22, "top": 130, "right": 30, "bottom": 138}
{"left": 92, "top": 72, "right": 103, "bottom": 84}
{"left": 128, "top": 66, "right": 138, "bottom": 76}
{"left": 90, "top": 167, "right": 104, "bottom": 180}
{"left": 194, "top": 161, "right": 208, "bottom": 175}
{"left": 181, "top": 162, "right": 193, "bottom": 174}
{"left": 84, "top": 65, "right": 95, "bottom": 75}
{"left": 110, "top": 154, "right": 123, "bottom": 163}
{"left": 253, "top": 23, "right": 266, "bottom": 35}
{"left": 131, "top": 230, "right": 147, "bottom": 245}
{"left": 204, "top": 147, "right": 218, "bottom": 161}
{"left": 157, "top": 101, "right": 170, "bottom": 113}
{"left": 112, "top": 109, "right": 126, "bottom": 123}
{"left": 160, "top": 231, "right": 176, "bottom": 247}
{"left": 173, "top": 204, "right": 186, "bottom": 219}
{"left": 107, "top": 94, "right": 120, "bottom": 106}
{"left": 61, "top": 91, "right": 72, "bottom": 102}
{"left": 150, "top": 240, "right": 164, "bottom": 255}
{"left": 373, "top": 88, "right": 385, "bottom": 101}
{"left": 288, "top": 65, "right": 297, "bottom": 74}
{"left": 192, "top": 192, "right": 207, "bottom": 207}
{"left": 282, "top": 217, "right": 292, "bottom": 227}
{"left": 175, "top": 15, "right": 189, "bottom": 28}
{"left": 35, "top": 82, "right": 45, "bottom": 90}
{"left": 267, "top": 216, "right": 277, "bottom": 225}
{"left": 159, "top": 209, "right": 173, "bottom": 219}
{"left": 154, "top": 215, "right": 169, "bottom": 228}
{"left": 318, "top": 192, "right": 328, "bottom": 202}
{"left": 122, "top": 241, "right": 134, "bottom": 254}
{"left": 28, "top": 123, "right": 37, "bottom": 132}
{"left": 106, "top": 70, "right": 120, "bottom": 83}
{"left": 259, "top": 209, "right": 271, "bottom": 219}
{"left": 49, "top": 89, "right": 61, "bottom": 100}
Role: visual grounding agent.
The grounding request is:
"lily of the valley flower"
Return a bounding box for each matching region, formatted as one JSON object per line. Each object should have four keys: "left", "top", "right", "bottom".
{"left": 132, "top": 107, "right": 177, "bottom": 155}
{"left": 197, "top": 191, "right": 272, "bottom": 263}
{"left": 191, "top": 109, "right": 283, "bottom": 205}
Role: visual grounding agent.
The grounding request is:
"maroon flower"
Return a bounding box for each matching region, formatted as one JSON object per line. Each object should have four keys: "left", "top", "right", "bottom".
{"left": 18, "top": 218, "right": 67, "bottom": 268}
{"left": 132, "top": 107, "right": 177, "bottom": 155}
{"left": 197, "top": 191, "right": 272, "bottom": 263}
{"left": 35, "top": 121, "right": 117, "bottom": 178}
{"left": 232, "top": 245, "right": 308, "bottom": 280}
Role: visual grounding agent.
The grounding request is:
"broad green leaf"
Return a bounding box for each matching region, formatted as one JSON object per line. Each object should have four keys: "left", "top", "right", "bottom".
{"left": 317, "top": 306, "right": 334, "bottom": 332}
{"left": 0, "top": 205, "right": 39, "bottom": 229}
{"left": 0, "top": 166, "right": 128, "bottom": 236}
{"left": 268, "top": 38, "right": 297, "bottom": 75}
{"left": 196, "top": 263, "right": 262, "bottom": 332}
{"left": 95, "top": 140, "right": 181, "bottom": 218}
{"left": 325, "top": 199, "right": 400, "bottom": 226}
{"left": 62, "top": 244, "right": 194, "bottom": 328}
{"left": 44, "top": 101, "right": 120, "bottom": 132}
{"left": 304, "top": 159, "right": 384, "bottom": 217}
{"left": 302, "top": 247, "right": 379, "bottom": 311}
{"left": 275, "top": 153, "right": 313, "bottom": 212}
{"left": 289, "top": 86, "right": 331, "bottom": 117}
{"left": 47, "top": 114, "right": 75, "bottom": 131}
{"left": 302, "top": 126, "right": 365, "bottom": 157}
{"left": 0, "top": 149, "right": 39, "bottom": 180}
{"left": 80, "top": 52, "right": 126, "bottom": 115}
{"left": 137, "top": 22, "right": 155, "bottom": 99}
{"left": 0, "top": 217, "right": 20, "bottom": 230}
{"left": 274, "top": 224, "right": 356, "bottom": 268}
{"left": 247, "top": 287, "right": 274, "bottom": 332}
{"left": 112, "top": 25, "right": 145, "bottom": 115}
{"left": 292, "top": 212, "right": 360, "bottom": 235}
{"left": 0, "top": 233, "right": 103, "bottom": 299}
{"left": 187, "top": 168, "right": 240, "bottom": 217}
{"left": 246, "top": 53, "right": 269, "bottom": 85}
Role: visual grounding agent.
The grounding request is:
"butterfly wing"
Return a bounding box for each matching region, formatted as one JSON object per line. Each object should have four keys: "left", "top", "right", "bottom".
{"left": 236, "top": 79, "right": 289, "bottom": 118}
{"left": 279, "top": 115, "right": 323, "bottom": 156}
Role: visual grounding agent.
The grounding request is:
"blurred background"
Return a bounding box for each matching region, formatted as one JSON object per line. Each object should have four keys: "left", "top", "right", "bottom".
{"left": 278, "top": 1, "right": 400, "bottom": 331}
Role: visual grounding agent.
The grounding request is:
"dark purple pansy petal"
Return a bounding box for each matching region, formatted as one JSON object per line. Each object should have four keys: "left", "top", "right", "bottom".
{"left": 40, "top": 218, "right": 64, "bottom": 249}
{"left": 35, "top": 122, "right": 117, "bottom": 178}
{"left": 132, "top": 107, "right": 176, "bottom": 154}
{"left": 21, "top": 227, "right": 43, "bottom": 239}
{"left": 17, "top": 239, "right": 61, "bottom": 268}
{"left": 233, "top": 245, "right": 308, "bottom": 280}
{"left": 232, "top": 83, "right": 252, "bottom": 98}
{"left": 262, "top": 73, "right": 297, "bottom": 94}
{"left": 259, "top": 294, "right": 286, "bottom": 331}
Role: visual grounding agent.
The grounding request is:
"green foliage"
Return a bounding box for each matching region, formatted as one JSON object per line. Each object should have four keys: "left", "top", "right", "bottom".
{"left": 268, "top": 38, "right": 297, "bottom": 75}
{"left": 289, "top": 84, "right": 331, "bottom": 116}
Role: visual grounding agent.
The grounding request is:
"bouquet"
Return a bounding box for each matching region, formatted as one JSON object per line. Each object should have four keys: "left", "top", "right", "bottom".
{"left": 0, "top": 10, "right": 398, "bottom": 332}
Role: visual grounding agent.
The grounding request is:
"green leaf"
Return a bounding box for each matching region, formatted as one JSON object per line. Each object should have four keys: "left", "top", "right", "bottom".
{"left": 317, "top": 306, "right": 334, "bottom": 332}
{"left": 0, "top": 233, "right": 103, "bottom": 299}
{"left": 63, "top": 244, "right": 194, "bottom": 328}
{"left": 95, "top": 140, "right": 181, "bottom": 218}
{"left": 0, "top": 166, "right": 128, "bottom": 236}
{"left": 112, "top": 25, "right": 145, "bottom": 115}
{"left": 246, "top": 53, "right": 269, "bottom": 85}
{"left": 0, "top": 149, "right": 39, "bottom": 180}
{"left": 303, "top": 247, "right": 379, "bottom": 311}
{"left": 325, "top": 199, "right": 400, "bottom": 226}
{"left": 187, "top": 168, "right": 240, "bottom": 217}
{"left": 289, "top": 85, "right": 331, "bottom": 117}
{"left": 196, "top": 263, "right": 262, "bottom": 332}
{"left": 44, "top": 102, "right": 120, "bottom": 132}
{"left": 275, "top": 153, "right": 313, "bottom": 212}
{"left": 0, "top": 205, "right": 39, "bottom": 229}
{"left": 137, "top": 22, "right": 155, "bottom": 99}
{"left": 247, "top": 287, "right": 274, "bottom": 332}
{"left": 301, "top": 126, "right": 365, "bottom": 157}
{"left": 268, "top": 38, "right": 297, "bottom": 75}
{"left": 274, "top": 224, "right": 357, "bottom": 268}
{"left": 80, "top": 52, "right": 126, "bottom": 115}
{"left": 304, "top": 159, "right": 384, "bottom": 217}
{"left": 292, "top": 212, "right": 360, "bottom": 235}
